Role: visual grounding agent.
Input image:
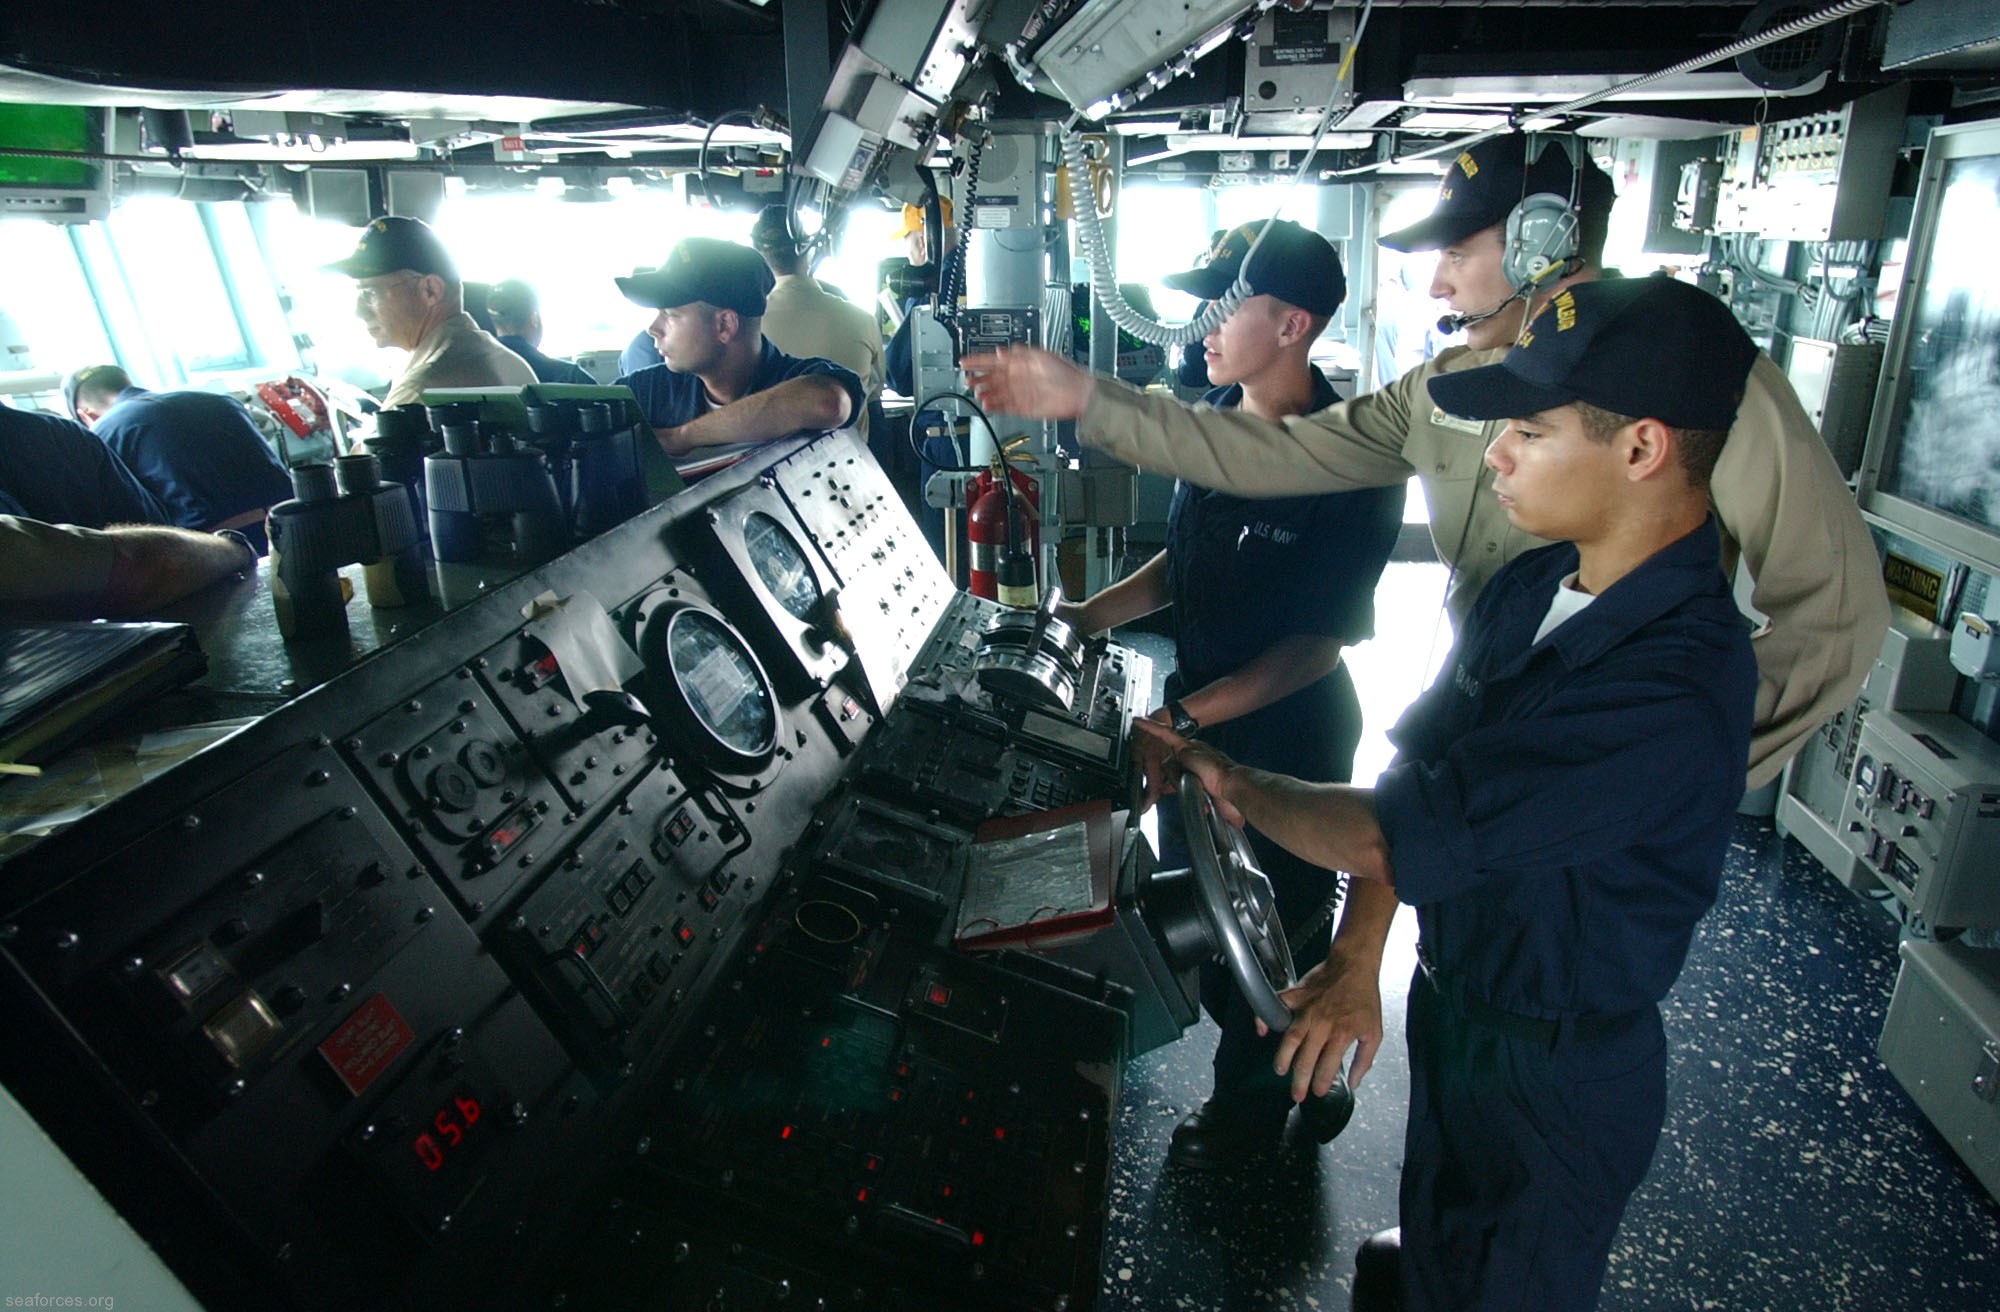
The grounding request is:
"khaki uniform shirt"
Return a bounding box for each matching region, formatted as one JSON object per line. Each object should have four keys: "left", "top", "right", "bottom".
{"left": 385, "top": 313, "right": 538, "bottom": 409}
{"left": 0, "top": 515, "right": 115, "bottom": 617}
{"left": 1081, "top": 346, "right": 1890, "bottom": 788}
{"left": 760, "top": 275, "right": 885, "bottom": 440}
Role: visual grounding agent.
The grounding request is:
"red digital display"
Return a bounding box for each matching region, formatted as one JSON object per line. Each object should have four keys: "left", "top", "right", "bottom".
{"left": 411, "top": 1091, "right": 482, "bottom": 1173}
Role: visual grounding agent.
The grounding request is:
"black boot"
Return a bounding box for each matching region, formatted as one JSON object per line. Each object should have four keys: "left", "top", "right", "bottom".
{"left": 1351, "top": 1226, "right": 1401, "bottom": 1312}
{"left": 1166, "top": 1096, "right": 1287, "bottom": 1171}
{"left": 1300, "top": 1076, "right": 1356, "bottom": 1144}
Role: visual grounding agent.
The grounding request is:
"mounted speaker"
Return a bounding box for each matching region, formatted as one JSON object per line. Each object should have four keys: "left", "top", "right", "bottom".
{"left": 1735, "top": 0, "right": 1844, "bottom": 92}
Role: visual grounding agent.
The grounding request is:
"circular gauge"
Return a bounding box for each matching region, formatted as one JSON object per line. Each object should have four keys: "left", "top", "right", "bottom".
{"left": 663, "top": 608, "right": 778, "bottom": 766}
{"left": 744, "top": 511, "right": 821, "bottom": 622}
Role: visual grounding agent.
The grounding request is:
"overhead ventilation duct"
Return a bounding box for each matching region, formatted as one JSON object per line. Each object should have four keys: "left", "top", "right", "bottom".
{"left": 1882, "top": 0, "right": 2000, "bottom": 71}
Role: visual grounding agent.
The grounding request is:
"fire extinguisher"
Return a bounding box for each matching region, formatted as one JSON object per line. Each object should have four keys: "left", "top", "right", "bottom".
{"left": 966, "top": 458, "right": 1039, "bottom": 605}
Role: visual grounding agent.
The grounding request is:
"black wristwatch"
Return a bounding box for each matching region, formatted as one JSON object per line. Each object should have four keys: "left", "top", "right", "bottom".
{"left": 1165, "top": 698, "right": 1199, "bottom": 737}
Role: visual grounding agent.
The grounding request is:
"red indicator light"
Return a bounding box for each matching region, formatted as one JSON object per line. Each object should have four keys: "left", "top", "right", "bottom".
{"left": 941, "top": 1185, "right": 953, "bottom": 1198}
{"left": 820, "top": 1036, "right": 832, "bottom": 1048}
{"left": 855, "top": 1188, "right": 870, "bottom": 1204}
{"left": 780, "top": 1124, "right": 793, "bottom": 1140}
{"left": 993, "top": 1127, "right": 1006, "bottom": 1142}
{"left": 958, "top": 1115, "right": 969, "bottom": 1127}
{"left": 864, "top": 1155, "right": 880, "bottom": 1172}
{"left": 972, "top": 1231, "right": 985, "bottom": 1248}
{"left": 888, "top": 1089, "right": 903, "bottom": 1103}
{"left": 926, "top": 984, "right": 951, "bottom": 1007}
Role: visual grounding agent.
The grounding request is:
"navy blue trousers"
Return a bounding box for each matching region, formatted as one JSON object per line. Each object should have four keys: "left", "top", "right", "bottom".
{"left": 1399, "top": 967, "right": 1667, "bottom": 1311}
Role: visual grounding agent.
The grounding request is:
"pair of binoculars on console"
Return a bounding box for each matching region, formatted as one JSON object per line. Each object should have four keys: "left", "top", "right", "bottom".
{"left": 366, "top": 400, "right": 647, "bottom": 567}
{"left": 266, "top": 454, "right": 426, "bottom": 640}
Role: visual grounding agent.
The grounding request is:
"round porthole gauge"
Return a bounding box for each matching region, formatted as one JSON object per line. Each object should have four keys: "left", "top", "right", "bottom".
{"left": 744, "top": 510, "right": 822, "bottom": 623}
{"left": 657, "top": 606, "right": 778, "bottom": 770}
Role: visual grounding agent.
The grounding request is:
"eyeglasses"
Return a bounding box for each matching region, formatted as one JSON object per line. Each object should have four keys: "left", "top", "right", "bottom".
{"left": 355, "top": 274, "right": 420, "bottom": 305}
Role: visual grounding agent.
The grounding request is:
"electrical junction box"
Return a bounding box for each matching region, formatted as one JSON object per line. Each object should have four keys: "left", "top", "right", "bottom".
{"left": 1779, "top": 613, "right": 1956, "bottom": 892}
{"left": 1714, "top": 84, "right": 1908, "bottom": 241}
{"left": 1953, "top": 607, "right": 2000, "bottom": 683}
{"left": 1878, "top": 937, "right": 2000, "bottom": 1202}
{"left": 1838, "top": 709, "right": 2000, "bottom": 930}
{"left": 1784, "top": 337, "right": 1884, "bottom": 479}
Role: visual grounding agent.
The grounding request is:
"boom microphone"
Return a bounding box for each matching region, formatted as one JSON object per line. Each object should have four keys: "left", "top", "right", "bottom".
{"left": 1437, "top": 286, "right": 1529, "bottom": 336}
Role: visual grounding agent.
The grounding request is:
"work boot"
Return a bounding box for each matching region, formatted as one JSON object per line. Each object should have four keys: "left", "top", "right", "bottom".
{"left": 1300, "top": 1076, "right": 1356, "bottom": 1144}
{"left": 1165, "top": 1096, "right": 1286, "bottom": 1171}
{"left": 1351, "top": 1226, "right": 1401, "bottom": 1311}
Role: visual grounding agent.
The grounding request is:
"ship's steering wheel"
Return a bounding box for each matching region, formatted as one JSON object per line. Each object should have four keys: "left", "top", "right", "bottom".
{"left": 1176, "top": 766, "right": 1297, "bottom": 1033}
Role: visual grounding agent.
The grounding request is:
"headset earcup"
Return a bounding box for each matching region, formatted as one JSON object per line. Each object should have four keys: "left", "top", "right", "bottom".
{"left": 1503, "top": 193, "right": 1581, "bottom": 289}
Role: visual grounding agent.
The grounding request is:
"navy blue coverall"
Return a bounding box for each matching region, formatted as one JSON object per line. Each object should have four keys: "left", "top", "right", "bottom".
{"left": 0, "top": 399, "right": 166, "bottom": 529}
{"left": 496, "top": 335, "right": 596, "bottom": 387}
{"left": 91, "top": 387, "right": 291, "bottom": 551}
{"left": 1373, "top": 517, "right": 1755, "bottom": 1311}
{"left": 1156, "top": 366, "right": 1403, "bottom": 1110}
{"left": 616, "top": 339, "right": 861, "bottom": 434}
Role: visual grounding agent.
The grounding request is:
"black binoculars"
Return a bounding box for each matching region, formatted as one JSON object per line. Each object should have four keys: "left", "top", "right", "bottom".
{"left": 266, "top": 454, "right": 426, "bottom": 640}
{"left": 421, "top": 400, "right": 648, "bottom": 565}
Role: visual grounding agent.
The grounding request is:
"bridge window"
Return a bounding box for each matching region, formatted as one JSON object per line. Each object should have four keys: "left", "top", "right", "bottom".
{"left": 97, "top": 198, "right": 257, "bottom": 377}
{"left": 0, "top": 218, "right": 113, "bottom": 378}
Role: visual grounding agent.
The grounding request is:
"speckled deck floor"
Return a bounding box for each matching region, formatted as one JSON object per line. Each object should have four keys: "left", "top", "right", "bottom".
{"left": 1097, "top": 567, "right": 2000, "bottom": 1310}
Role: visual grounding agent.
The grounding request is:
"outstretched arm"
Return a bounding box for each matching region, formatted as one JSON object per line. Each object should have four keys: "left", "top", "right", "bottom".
{"left": 655, "top": 375, "right": 854, "bottom": 456}
{"left": 1129, "top": 633, "right": 1350, "bottom": 808}
{"left": 1145, "top": 722, "right": 1392, "bottom": 882}
{"left": 103, "top": 526, "right": 256, "bottom": 614}
{"left": 961, "top": 346, "right": 1097, "bottom": 420}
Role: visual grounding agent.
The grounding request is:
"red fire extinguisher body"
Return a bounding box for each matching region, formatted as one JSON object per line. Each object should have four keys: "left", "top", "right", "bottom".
{"left": 966, "top": 467, "right": 1039, "bottom": 599}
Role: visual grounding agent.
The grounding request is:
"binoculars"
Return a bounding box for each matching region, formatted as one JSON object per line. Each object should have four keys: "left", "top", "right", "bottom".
{"left": 527, "top": 400, "right": 648, "bottom": 537}
{"left": 266, "top": 454, "right": 426, "bottom": 640}
{"left": 418, "top": 400, "right": 649, "bottom": 565}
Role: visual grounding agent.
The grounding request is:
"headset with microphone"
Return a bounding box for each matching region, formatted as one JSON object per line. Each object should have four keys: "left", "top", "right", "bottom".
{"left": 1436, "top": 134, "right": 1585, "bottom": 337}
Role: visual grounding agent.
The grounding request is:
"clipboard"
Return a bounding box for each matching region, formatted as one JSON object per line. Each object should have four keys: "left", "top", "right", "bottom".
{"left": 0, "top": 622, "right": 206, "bottom": 766}
{"left": 953, "top": 799, "right": 1117, "bottom": 951}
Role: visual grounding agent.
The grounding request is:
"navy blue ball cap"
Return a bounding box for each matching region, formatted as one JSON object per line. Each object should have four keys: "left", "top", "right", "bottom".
{"left": 1380, "top": 133, "right": 1615, "bottom": 253}
{"left": 1162, "top": 219, "right": 1346, "bottom": 316}
{"left": 616, "top": 237, "right": 775, "bottom": 316}
{"left": 1426, "top": 276, "right": 1757, "bottom": 431}
{"left": 324, "top": 215, "right": 459, "bottom": 280}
